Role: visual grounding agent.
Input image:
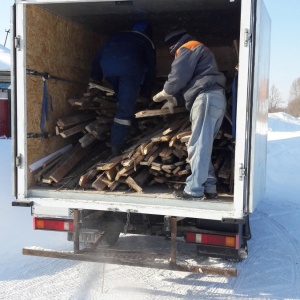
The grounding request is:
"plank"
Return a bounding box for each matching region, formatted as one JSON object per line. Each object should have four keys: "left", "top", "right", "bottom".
{"left": 60, "top": 122, "right": 90, "bottom": 138}
{"left": 79, "top": 169, "right": 99, "bottom": 187}
{"left": 125, "top": 176, "right": 143, "bottom": 192}
{"left": 49, "top": 144, "right": 90, "bottom": 183}
{"left": 79, "top": 133, "right": 97, "bottom": 148}
{"left": 89, "top": 82, "right": 115, "bottom": 94}
{"left": 57, "top": 113, "right": 96, "bottom": 128}
{"left": 105, "top": 167, "right": 118, "bottom": 181}
{"left": 97, "top": 155, "right": 124, "bottom": 171}
{"left": 135, "top": 107, "right": 187, "bottom": 118}
{"left": 115, "top": 166, "right": 134, "bottom": 181}
{"left": 92, "top": 175, "right": 108, "bottom": 191}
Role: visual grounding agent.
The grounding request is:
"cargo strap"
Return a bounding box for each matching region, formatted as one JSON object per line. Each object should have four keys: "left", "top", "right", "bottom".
{"left": 27, "top": 132, "right": 55, "bottom": 139}
{"left": 40, "top": 77, "right": 53, "bottom": 133}
{"left": 26, "top": 68, "right": 82, "bottom": 85}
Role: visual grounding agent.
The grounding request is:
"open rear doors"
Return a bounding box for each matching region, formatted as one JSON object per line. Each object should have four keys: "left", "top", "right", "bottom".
{"left": 248, "top": 0, "right": 271, "bottom": 212}
{"left": 233, "top": 0, "right": 270, "bottom": 217}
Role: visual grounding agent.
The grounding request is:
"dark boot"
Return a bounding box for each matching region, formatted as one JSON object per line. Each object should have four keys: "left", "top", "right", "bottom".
{"left": 111, "top": 146, "right": 122, "bottom": 156}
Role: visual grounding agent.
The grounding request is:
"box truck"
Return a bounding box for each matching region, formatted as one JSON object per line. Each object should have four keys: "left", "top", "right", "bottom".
{"left": 11, "top": 0, "right": 270, "bottom": 276}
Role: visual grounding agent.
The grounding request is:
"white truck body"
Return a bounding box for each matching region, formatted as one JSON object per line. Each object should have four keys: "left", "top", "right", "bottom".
{"left": 11, "top": 0, "right": 270, "bottom": 270}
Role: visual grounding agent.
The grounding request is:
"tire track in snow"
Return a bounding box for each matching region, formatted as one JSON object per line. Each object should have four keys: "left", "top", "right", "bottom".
{"left": 233, "top": 207, "right": 300, "bottom": 298}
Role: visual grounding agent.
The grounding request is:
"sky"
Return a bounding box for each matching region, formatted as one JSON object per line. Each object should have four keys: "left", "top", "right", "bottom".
{"left": 0, "top": 0, "right": 300, "bottom": 103}
{"left": 1, "top": 112, "right": 300, "bottom": 299}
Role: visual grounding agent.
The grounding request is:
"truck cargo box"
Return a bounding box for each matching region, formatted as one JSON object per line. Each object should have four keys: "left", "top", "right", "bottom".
{"left": 12, "top": 0, "right": 270, "bottom": 224}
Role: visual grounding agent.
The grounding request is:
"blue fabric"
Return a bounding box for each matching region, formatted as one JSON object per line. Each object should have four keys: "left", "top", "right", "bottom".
{"left": 107, "top": 75, "right": 141, "bottom": 147}
{"left": 91, "top": 30, "right": 156, "bottom": 148}
{"left": 92, "top": 31, "right": 156, "bottom": 99}
{"left": 131, "top": 20, "right": 152, "bottom": 40}
{"left": 184, "top": 89, "right": 226, "bottom": 197}
{"left": 40, "top": 80, "right": 53, "bottom": 133}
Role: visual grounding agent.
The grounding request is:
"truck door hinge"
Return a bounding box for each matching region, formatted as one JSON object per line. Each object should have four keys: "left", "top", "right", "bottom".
{"left": 244, "top": 29, "right": 252, "bottom": 47}
{"left": 239, "top": 163, "right": 246, "bottom": 181}
{"left": 14, "top": 35, "right": 21, "bottom": 50}
{"left": 16, "top": 154, "right": 22, "bottom": 168}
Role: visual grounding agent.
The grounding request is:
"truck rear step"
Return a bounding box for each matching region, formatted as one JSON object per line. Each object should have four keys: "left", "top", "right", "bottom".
{"left": 22, "top": 247, "right": 237, "bottom": 277}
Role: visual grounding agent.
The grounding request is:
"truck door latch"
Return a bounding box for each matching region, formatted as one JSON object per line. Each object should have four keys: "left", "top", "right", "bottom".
{"left": 244, "top": 29, "right": 252, "bottom": 47}
{"left": 14, "top": 35, "right": 21, "bottom": 51}
{"left": 239, "top": 163, "right": 246, "bottom": 180}
{"left": 16, "top": 154, "right": 22, "bottom": 168}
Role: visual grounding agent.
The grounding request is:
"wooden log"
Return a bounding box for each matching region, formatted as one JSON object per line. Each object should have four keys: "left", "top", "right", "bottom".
{"left": 176, "top": 131, "right": 192, "bottom": 140}
{"left": 79, "top": 133, "right": 97, "bottom": 148}
{"left": 79, "top": 169, "right": 99, "bottom": 187}
{"left": 85, "top": 122, "right": 110, "bottom": 140}
{"left": 141, "top": 141, "right": 157, "bottom": 155}
{"left": 159, "top": 147, "right": 173, "bottom": 159}
{"left": 108, "top": 181, "right": 120, "bottom": 191}
{"left": 89, "top": 82, "right": 115, "bottom": 94}
{"left": 154, "top": 177, "right": 166, "bottom": 183}
{"left": 92, "top": 175, "right": 108, "bottom": 191}
{"left": 57, "top": 113, "right": 96, "bottom": 128}
{"left": 133, "top": 168, "right": 150, "bottom": 187}
{"left": 105, "top": 167, "right": 118, "bottom": 181}
{"left": 125, "top": 176, "right": 142, "bottom": 192}
{"left": 74, "top": 97, "right": 95, "bottom": 107}
{"left": 115, "top": 166, "right": 134, "bottom": 181}
{"left": 162, "top": 119, "right": 187, "bottom": 135}
{"left": 172, "top": 166, "right": 182, "bottom": 175}
{"left": 35, "top": 155, "right": 64, "bottom": 181}
{"left": 96, "top": 155, "right": 124, "bottom": 171}
{"left": 135, "top": 107, "right": 187, "bottom": 118}
{"left": 146, "top": 147, "right": 162, "bottom": 165}
{"left": 60, "top": 122, "right": 90, "bottom": 138}
{"left": 49, "top": 144, "right": 89, "bottom": 183}
{"left": 122, "top": 151, "right": 142, "bottom": 167}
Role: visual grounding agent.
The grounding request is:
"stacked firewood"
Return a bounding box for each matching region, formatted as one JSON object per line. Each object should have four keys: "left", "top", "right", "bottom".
{"left": 87, "top": 116, "right": 192, "bottom": 192}
{"left": 35, "top": 83, "right": 234, "bottom": 193}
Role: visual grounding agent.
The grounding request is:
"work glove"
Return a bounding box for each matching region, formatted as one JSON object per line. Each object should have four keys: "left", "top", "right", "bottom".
{"left": 152, "top": 90, "right": 173, "bottom": 102}
{"left": 161, "top": 97, "right": 178, "bottom": 114}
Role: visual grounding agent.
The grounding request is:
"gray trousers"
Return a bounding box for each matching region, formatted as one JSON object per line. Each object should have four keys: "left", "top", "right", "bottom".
{"left": 184, "top": 89, "right": 226, "bottom": 197}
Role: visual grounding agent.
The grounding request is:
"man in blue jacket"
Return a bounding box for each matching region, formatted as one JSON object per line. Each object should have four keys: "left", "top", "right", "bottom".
{"left": 91, "top": 21, "right": 156, "bottom": 156}
{"left": 153, "top": 28, "right": 226, "bottom": 200}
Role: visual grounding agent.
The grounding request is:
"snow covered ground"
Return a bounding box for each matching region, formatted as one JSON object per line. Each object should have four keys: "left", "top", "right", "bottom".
{"left": 0, "top": 112, "right": 300, "bottom": 300}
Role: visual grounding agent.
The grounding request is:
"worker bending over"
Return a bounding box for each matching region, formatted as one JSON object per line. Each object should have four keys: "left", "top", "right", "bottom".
{"left": 153, "top": 28, "right": 226, "bottom": 200}
{"left": 91, "top": 21, "right": 156, "bottom": 156}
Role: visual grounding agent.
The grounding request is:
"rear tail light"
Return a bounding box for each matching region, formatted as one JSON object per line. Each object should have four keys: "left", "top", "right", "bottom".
{"left": 34, "top": 217, "right": 74, "bottom": 231}
{"left": 185, "top": 232, "right": 237, "bottom": 249}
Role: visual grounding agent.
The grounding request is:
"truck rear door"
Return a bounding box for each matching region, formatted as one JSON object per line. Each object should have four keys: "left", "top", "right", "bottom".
{"left": 248, "top": 0, "right": 271, "bottom": 212}
{"left": 13, "top": 2, "right": 27, "bottom": 200}
{"left": 11, "top": 3, "right": 18, "bottom": 198}
{"left": 233, "top": 0, "right": 270, "bottom": 217}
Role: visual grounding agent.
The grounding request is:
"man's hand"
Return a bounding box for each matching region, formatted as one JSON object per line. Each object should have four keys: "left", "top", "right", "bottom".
{"left": 152, "top": 90, "right": 173, "bottom": 102}
{"left": 161, "top": 97, "right": 178, "bottom": 114}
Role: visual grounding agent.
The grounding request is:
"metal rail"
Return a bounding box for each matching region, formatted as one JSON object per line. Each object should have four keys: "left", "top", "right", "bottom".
{"left": 22, "top": 247, "right": 237, "bottom": 277}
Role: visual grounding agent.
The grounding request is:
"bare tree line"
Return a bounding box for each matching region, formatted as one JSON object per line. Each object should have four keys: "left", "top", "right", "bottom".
{"left": 268, "top": 77, "right": 300, "bottom": 117}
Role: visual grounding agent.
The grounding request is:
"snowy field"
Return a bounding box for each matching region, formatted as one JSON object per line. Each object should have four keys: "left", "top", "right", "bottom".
{"left": 0, "top": 112, "right": 300, "bottom": 300}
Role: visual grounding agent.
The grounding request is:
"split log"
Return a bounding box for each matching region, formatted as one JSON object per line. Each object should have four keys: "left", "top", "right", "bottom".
{"left": 49, "top": 144, "right": 91, "bottom": 183}
{"left": 79, "top": 133, "right": 97, "bottom": 148}
{"left": 135, "top": 107, "right": 187, "bottom": 118}
{"left": 57, "top": 113, "right": 96, "bottom": 128}
{"left": 59, "top": 122, "right": 90, "bottom": 138}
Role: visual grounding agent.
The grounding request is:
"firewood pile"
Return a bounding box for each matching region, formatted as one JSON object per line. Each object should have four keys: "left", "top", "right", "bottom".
{"left": 35, "top": 83, "right": 234, "bottom": 194}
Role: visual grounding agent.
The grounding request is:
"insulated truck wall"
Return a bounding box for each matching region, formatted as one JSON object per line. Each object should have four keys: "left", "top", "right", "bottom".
{"left": 11, "top": 0, "right": 271, "bottom": 272}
